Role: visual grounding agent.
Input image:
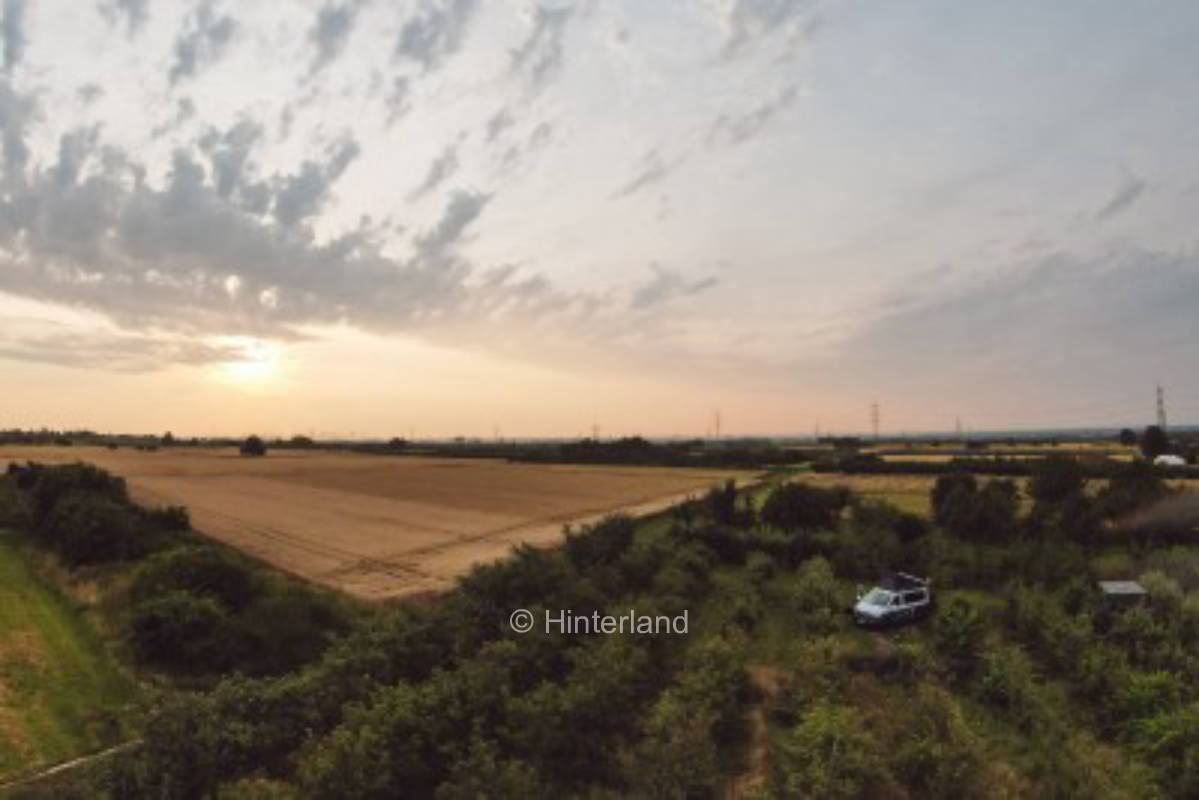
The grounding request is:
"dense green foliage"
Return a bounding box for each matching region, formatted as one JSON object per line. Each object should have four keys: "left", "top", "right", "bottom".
{"left": 4, "top": 455, "right": 1197, "bottom": 798}
{"left": 1, "top": 463, "right": 352, "bottom": 681}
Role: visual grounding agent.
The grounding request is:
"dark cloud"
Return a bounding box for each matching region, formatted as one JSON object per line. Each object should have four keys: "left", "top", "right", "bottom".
{"left": 197, "top": 118, "right": 264, "bottom": 204}
{"left": 408, "top": 143, "right": 459, "bottom": 200}
{"left": 2, "top": 0, "right": 26, "bottom": 73}
{"left": 0, "top": 80, "right": 34, "bottom": 174}
{"left": 272, "top": 135, "right": 360, "bottom": 227}
{"left": 612, "top": 149, "right": 683, "bottom": 199}
{"left": 415, "top": 189, "right": 489, "bottom": 255}
{"left": 308, "top": 1, "right": 362, "bottom": 75}
{"left": 395, "top": 0, "right": 479, "bottom": 70}
{"left": 630, "top": 264, "right": 718, "bottom": 309}
{"left": 1095, "top": 172, "right": 1147, "bottom": 221}
{"left": 708, "top": 84, "right": 797, "bottom": 146}
{"left": 97, "top": 0, "right": 149, "bottom": 36}
{"left": 721, "top": 0, "right": 822, "bottom": 58}
{"left": 169, "top": 1, "right": 238, "bottom": 85}
{"left": 510, "top": 3, "right": 575, "bottom": 87}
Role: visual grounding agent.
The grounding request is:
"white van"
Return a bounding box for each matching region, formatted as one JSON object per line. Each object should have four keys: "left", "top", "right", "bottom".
{"left": 852, "top": 572, "right": 933, "bottom": 627}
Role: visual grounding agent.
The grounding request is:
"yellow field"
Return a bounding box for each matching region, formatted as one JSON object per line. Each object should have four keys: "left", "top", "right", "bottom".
{"left": 0, "top": 447, "right": 750, "bottom": 600}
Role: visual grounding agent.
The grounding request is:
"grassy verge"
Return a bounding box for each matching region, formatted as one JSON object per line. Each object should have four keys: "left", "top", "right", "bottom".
{"left": 0, "top": 529, "right": 137, "bottom": 783}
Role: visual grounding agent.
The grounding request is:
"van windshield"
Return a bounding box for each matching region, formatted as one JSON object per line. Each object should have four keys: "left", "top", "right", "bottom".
{"left": 862, "top": 588, "right": 892, "bottom": 606}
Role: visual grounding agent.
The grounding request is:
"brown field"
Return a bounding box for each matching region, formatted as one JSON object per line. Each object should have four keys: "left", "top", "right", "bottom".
{"left": 0, "top": 446, "right": 752, "bottom": 600}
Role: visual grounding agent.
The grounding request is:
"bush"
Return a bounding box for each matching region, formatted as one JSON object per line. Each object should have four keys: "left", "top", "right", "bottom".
{"left": 127, "top": 590, "right": 231, "bottom": 672}
{"left": 773, "top": 702, "right": 886, "bottom": 799}
{"left": 129, "top": 546, "right": 260, "bottom": 611}
{"left": 761, "top": 482, "right": 849, "bottom": 533}
{"left": 563, "top": 514, "right": 636, "bottom": 570}
{"left": 43, "top": 491, "right": 143, "bottom": 565}
{"left": 934, "top": 597, "right": 985, "bottom": 681}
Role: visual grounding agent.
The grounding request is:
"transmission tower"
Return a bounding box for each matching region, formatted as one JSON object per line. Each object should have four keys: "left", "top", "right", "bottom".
{"left": 714, "top": 410, "right": 722, "bottom": 439}
{"left": 1156, "top": 384, "right": 1168, "bottom": 430}
{"left": 870, "top": 401, "right": 880, "bottom": 441}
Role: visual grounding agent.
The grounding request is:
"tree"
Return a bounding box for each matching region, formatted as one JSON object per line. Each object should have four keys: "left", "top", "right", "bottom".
{"left": 1119, "top": 428, "right": 1138, "bottom": 446}
{"left": 773, "top": 702, "right": 885, "bottom": 798}
{"left": 161, "top": 431, "right": 175, "bottom": 447}
{"left": 388, "top": 437, "right": 408, "bottom": 451}
{"left": 1030, "top": 456, "right": 1087, "bottom": 507}
{"left": 931, "top": 473, "right": 977, "bottom": 527}
{"left": 1140, "top": 425, "right": 1170, "bottom": 460}
{"left": 240, "top": 435, "right": 268, "bottom": 456}
{"left": 760, "top": 483, "right": 849, "bottom": 533}
{"left": 933, "top": 597, "right": 985, "bottom": 681}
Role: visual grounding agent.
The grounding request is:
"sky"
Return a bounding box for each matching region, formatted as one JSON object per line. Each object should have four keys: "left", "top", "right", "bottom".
{"left": 1, "top": 0, "right": 1198, "bottom": 438}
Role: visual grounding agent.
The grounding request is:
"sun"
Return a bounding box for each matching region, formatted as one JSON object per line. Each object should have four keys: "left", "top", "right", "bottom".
{"left": 218, "top": 337, "right": 281, "bottom": 384}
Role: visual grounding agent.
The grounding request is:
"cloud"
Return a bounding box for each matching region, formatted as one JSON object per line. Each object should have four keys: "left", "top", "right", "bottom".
{"left": 271, "top": 135, "right": 360, "bottom": 227}
{"left": 169, "top": 1, "right": 238, "bottom": 85}
{"left": 77, "top": 83, "right": 104, "bottom": 105}
{"left": 395, "top": 0, "right": 479, "bottom": 71}
{"left": 2, "top": 0, "right": 26, "bottom": 73}
{"left": 485, "top": 107, "right": 514, "bottom": 141}
{"left": 151, "top": 97, "right": 197, "bottom": 138}
{"left": 383, "top": 76, "right": 411, "bottom": 126}
{"left": 612, "top": 149, "right": 684, "bottom": 198}
{"left": 408, "top": 143, "right": 459, "bottom": 200}
{"left": 0, "top": 328, "right": 249, "bottom": 372}
{"left": 0, "top": 83, "right": 600, "bottom": 360}
{"left": 708, "top": 84, "right": 797, "bottom": 146}
{"left": 1095, "top": 172, "right": 1147, "bottom": 221}
{"left": 630, "top": 264, "right": 718, "bottom": 309}
{"left": 97, "top": 0, "right": 149, "bottom": 36}
{"left": 720, "top": 0, "right": 823, "bottom": 58}
{"left": 510, "top": 3, "right": 575, "bottom": 87}
{"left": 415, "top": 189, "right": 489, "bottom": 255}
{"left": 308, "top": 1, "right": 363, "bottom": 75}
{"left": 197, "top": 118, "right": 265, "bottom": 204}
{"left": 841, "top": 246, "right": 1199, "bottom": 388}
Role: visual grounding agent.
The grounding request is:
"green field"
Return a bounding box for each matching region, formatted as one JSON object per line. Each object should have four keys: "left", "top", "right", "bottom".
{"left": 0, "top": 530, "right": 136, "bottom": 783}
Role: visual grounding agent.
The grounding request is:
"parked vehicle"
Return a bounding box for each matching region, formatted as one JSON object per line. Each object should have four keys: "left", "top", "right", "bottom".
{"left": 852, "top": 572, "right": 933, "bottom": 627}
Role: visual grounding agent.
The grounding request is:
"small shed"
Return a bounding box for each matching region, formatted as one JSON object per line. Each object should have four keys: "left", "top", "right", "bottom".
{"left": 1098, "top": 580, "right": 1148, "bottom": 603}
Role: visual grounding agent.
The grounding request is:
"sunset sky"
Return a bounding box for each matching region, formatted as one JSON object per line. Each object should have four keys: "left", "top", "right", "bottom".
{"left": 1, "top": 0, "right": 1198, "bottom": 438}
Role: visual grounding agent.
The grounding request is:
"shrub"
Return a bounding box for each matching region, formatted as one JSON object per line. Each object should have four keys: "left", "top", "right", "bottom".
{"left": 129, "top": 546, "right": 260, "bottom": 611}
{"left": 127, "top": 590, "right": 231, "bottom": 672}
{"left": 43, "top": 491, "right": 142, "bottom": 565}
{"left": 563, "top": 514, "right": 635, "bottom": 570}
{"left": 773, "top": 702, "right": 886, "bottom": 799}
{"left": 761, "top": 482, "right": 849, "bottom": 533}
{"left": 934, "top": 597, "right": 985, "bottom": 681}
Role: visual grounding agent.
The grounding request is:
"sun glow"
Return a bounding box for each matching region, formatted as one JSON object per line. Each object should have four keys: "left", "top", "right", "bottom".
{"left": 218, "top": 338, "right": 281, "bottom": 384}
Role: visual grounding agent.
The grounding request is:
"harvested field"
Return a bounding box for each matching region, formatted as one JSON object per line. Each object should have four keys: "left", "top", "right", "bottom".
{"left": 0, "top": 447, "right": 752, "bottom": 600}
